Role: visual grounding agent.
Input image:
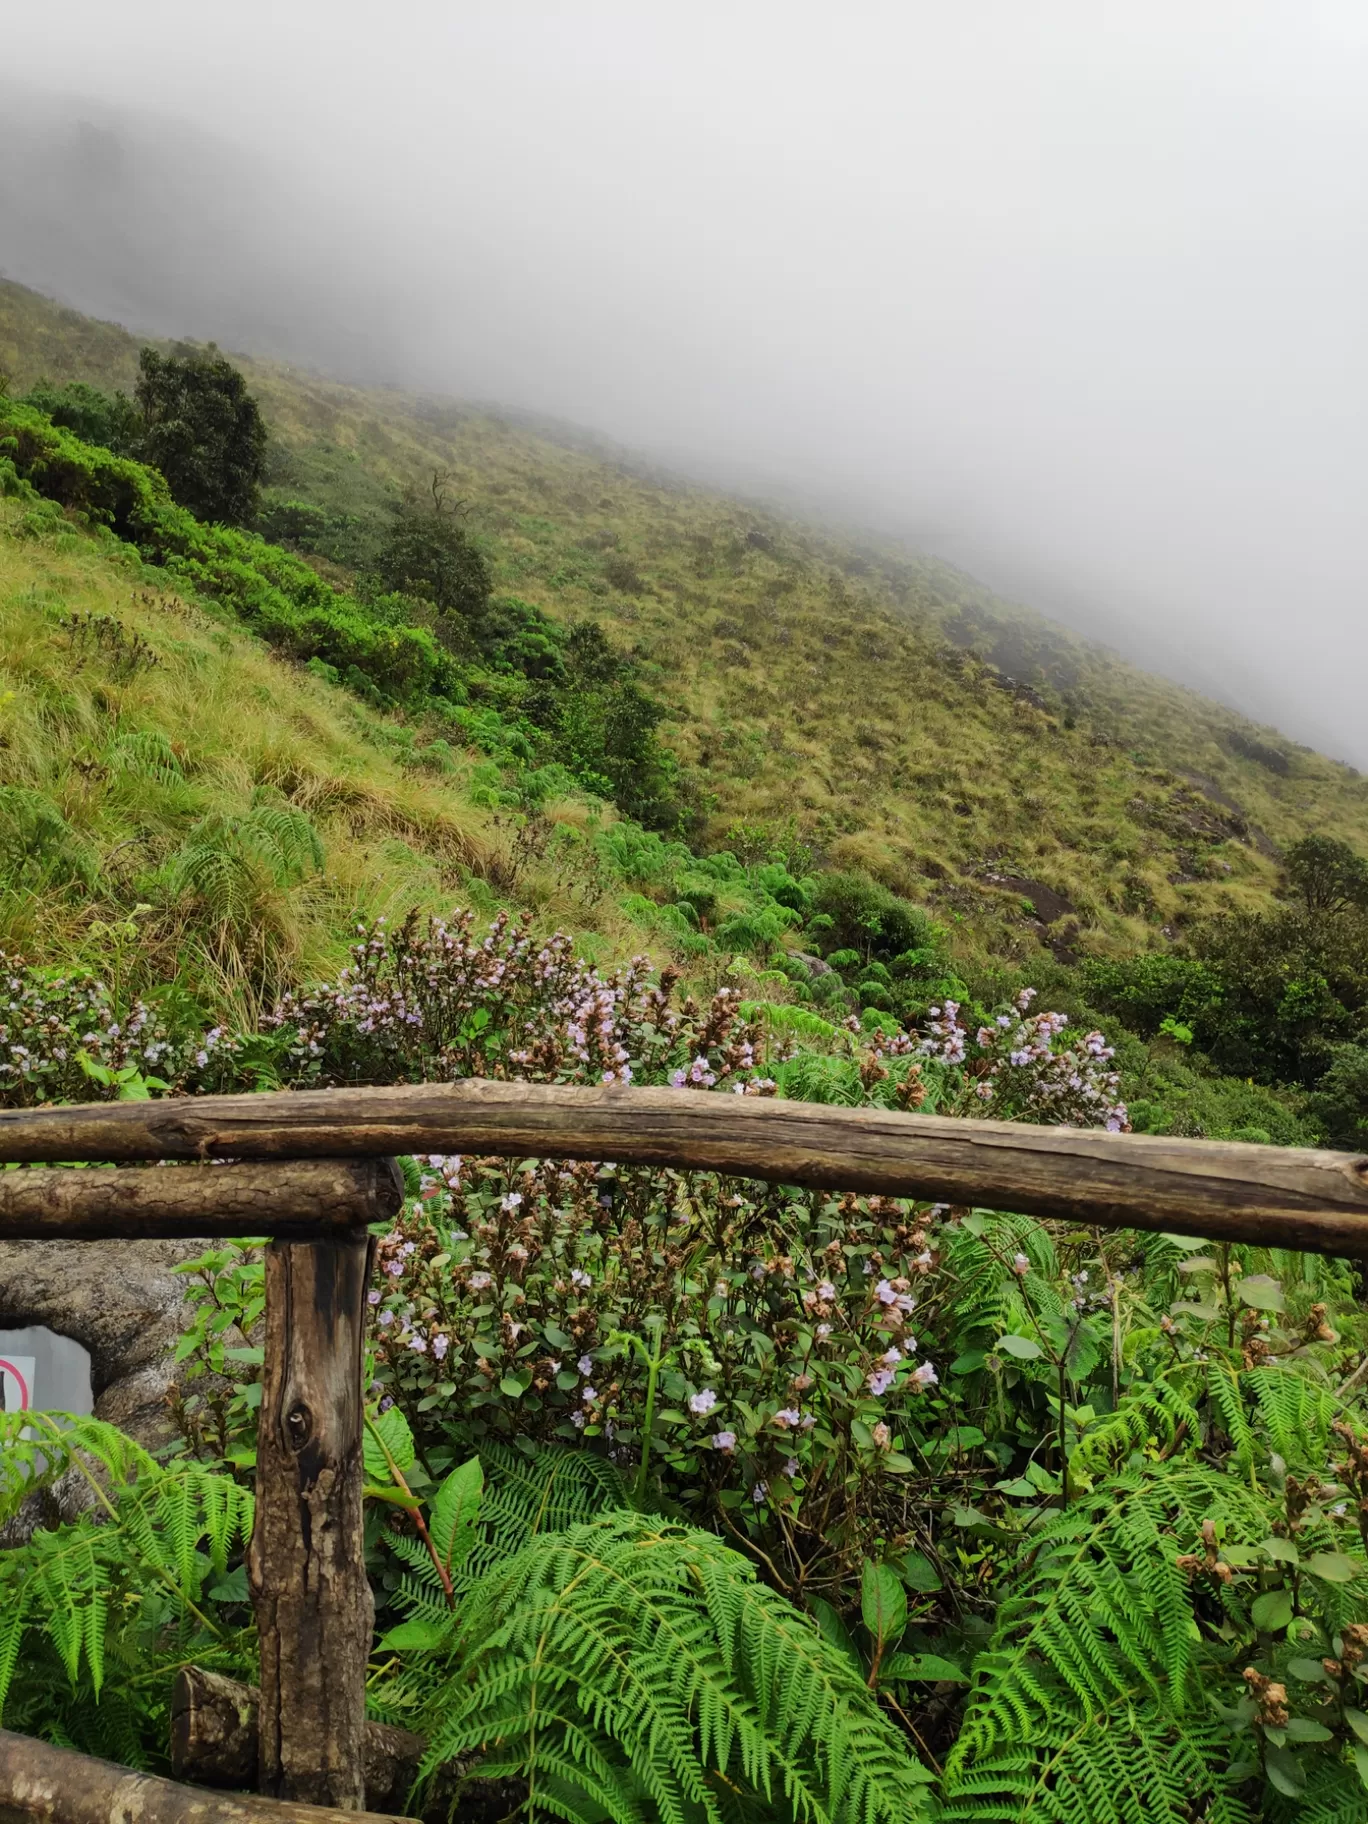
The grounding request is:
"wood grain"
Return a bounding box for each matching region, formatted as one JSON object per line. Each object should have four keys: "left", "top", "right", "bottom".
{"left": 249, "top": 1237, "right": 373, "bottom": 1809}
{"left": 0, "top": 1159, "right": 403, "bottom": 1238}
{"left": 0, "top": 1727, "right": 406, "bottom": 1824}
{"left": 0, "top": 1081, "right": 1364, "bottom": 1252}
{"left": 171, "top": 1669, "right": 423, "bottom": 1815}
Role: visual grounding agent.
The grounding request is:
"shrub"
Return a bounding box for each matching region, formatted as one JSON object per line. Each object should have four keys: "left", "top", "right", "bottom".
{"left": 375, "top": 475, "right": 491, "bottom": 625}
{"left": 18, "top": 379, "right": 140, "bottom": 455}
{"left": 813, "top": 870, "right": 941, "bottom": 964}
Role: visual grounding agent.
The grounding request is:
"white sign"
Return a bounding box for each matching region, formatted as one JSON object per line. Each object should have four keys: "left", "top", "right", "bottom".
{"left": 0, "top": 1357, "right": 33, "bottom": 1414}
{"left": 0, "top": 1356, "right": 34, "bottom": 1443}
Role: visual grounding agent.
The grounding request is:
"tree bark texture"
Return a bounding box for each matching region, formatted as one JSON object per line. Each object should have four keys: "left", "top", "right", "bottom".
{"left": 171, "top": 1670, "right": 423, "bottom": 1816}
{"left": 248, "top": 1235, "right": 373, "bottom": 1809}
{"left": 0, "top": 1080, "right": 1365, "bottom": 1256}
{"left": 0, "top": 1159, "right": 402, "bottom": 1239}
{"left": 0, "top": 1728, "right": 406, "bottom": 1824}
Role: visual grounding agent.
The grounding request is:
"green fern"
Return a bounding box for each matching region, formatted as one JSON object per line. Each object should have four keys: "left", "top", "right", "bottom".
{"left": 941, "top": 1467, "right": 1270, "bottom": 1824}
{"left": 1072, "top": 1376, "right": 1201, "bottom": 1480}
{"left": 1244, "top": 1364, "right": 1338, "bottom": 1469}
{"left": 0, "top": 1411, "right": 253, "bottom": 1721}
{"left": 107, "top": 729, "right": 183, "bottom": 784}
{"left": 381, "top": 1440, "right": 631, "bottom": 1634}
{"left": 417, "top": 1509, "right": 935, "bottom": 1824}
{"left": 168, "top": 804, "right": 323, "bottom": 925}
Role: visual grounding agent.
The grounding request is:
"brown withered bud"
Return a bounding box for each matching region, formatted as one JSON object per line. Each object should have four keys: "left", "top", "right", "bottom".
{"left": 895, "top": 1075, "right": 928, "bottom": 1110}
{"left": 1242, "top": 1336, "right": 1272, "bottom": 1370}
{"left": 1243, "top": 1669, "right": 1289, "bottom": 1728}
{"left": 1284, "top": 1474, "right": 1327, "bottom": 1529}
{"left": 1177, "top": 1518, "right": 1231, "bottom": 1582}
{"left": 1341, "top": 1623, "right": 1368, "bottom": 1668}
{"left": 1307, "top": 1303, "right": 1338, "bottom": 1344}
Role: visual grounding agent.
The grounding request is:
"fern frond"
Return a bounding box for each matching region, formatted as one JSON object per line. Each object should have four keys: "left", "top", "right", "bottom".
{"left": 1245, "top": 1363, "right": 1337, "bottom": 1467}
{"left": 0, "top": 1411, "right": 159, "bottom": 1523}
{"left": 418, "top": 1511, "right": 934, "bottom": 1824}
{"left": 942, "top": 1467, "right": 1269, "bottom": 1824}
{"left": 108, "top": 729, "right": 182, "bottom": 784}
{"left": 1073, "top": 1376, "right": 1201, "bottom": 1479}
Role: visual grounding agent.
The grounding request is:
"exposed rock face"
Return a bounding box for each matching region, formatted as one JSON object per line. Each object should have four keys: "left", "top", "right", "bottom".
{"left": 0, "top": 1238, "right": 199, "bottom": 1446}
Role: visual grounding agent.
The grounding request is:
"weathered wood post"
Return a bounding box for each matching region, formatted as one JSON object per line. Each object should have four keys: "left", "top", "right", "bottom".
{"left": 248, "top": 1159, "right": 403, "bottom": 1809}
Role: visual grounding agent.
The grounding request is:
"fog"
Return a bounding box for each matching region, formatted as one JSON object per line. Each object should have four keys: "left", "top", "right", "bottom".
{"left": 4, "top": 3, "right": 1367, "bottom": 767}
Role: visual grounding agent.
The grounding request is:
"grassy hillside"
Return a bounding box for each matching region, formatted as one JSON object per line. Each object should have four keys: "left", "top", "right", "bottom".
{"left": 3, "top": 273, "right": 1366, "bottom": 981}
{"left": 0, "top": 477, "right": 687, "bottom": 1026}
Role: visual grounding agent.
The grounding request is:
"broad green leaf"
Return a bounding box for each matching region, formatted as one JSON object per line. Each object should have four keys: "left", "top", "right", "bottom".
{"left": 994, "top": 1477, "right": 1038, "bottom": 1498}
{"left": 1251, "top": 1588, "right": 1294, "bottom": 1631}
{"left": 377, "top": 1618, "right": 447, "bottom": 1652}
{"left": 207, "top": 1565, "right": 249, "bottom": 1603}
{"left": 1289, "top": 1657, "right": 1331, "bottom": 1684}
{"left": 1236, "top": 1274, "right": 1285, "bottom": 1313}
{"left": 901, "top": 1551, "right": 943, "bottom": 1593}
{"left": 363, "top": 1405, "right": 415, "bottom": 1484}
{"left": 1354, "top": 1743, "right": 1368, "bottom": 1791}
{"left": 1283, "top": 1718, "right": 1333, "bottom": 1743}
{"left": 810, "top": 1596, "right": 861, "bottom": 1669}
{"left": 950, "top": 1351, "right": 987, "bottom": 1374}
{"left": 363, "top": 1484, "right": 421, "bottom": 1508}
{"left": 429, "top": 1458, "right": 483, "bottom": 1573}
{"left": 1304, "top": 1551, "right": 1360, "bottom": 1582}
{"left": 945, "top": 1425, "right": 986, "bottom": 1449}
{"left": 1263, "top": 1743, "right": 1305, "bottom": 1797}
{"left": 997, "top": 1334, "right": 1042, "bottom": 1361}
{"left": 861, "top": 1560, "right": 907, "bottom": 1649}
{"left": 1178, "top": 1256, "right": 1217, "bottom": 1273}
{"left": 883, "top": 1652, "right": 969, "bottom": 1684}
{"left": 1346, "top": 1708, "right": 1368, "bottom": 1745}
{"left": 1260, "top": 1537, "right": 1300, "bottom": 1564}
{"left": 499, "top": 1374, "right": 525, "bottom": 1399}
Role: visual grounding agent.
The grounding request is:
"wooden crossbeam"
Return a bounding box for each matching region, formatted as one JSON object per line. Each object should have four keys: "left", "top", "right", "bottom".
{"left": 0, "top": 1159, "right": 403, "bottom": 1237}
{"left": 0, "top": 1080, "right": 1365, "bottom": 1253}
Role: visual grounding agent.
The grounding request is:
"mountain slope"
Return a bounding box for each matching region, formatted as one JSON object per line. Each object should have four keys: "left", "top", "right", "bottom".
{"left": 3, "top": 275, "right": 1365, "bottom": 967}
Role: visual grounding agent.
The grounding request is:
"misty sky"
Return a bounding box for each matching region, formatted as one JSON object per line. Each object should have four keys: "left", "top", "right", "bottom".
{"left": 4, "top": 3, "right": 1367, "bottom": 767}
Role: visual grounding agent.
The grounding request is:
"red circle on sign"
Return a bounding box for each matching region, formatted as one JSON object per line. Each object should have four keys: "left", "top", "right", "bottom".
{"left": 0, "top": 1361, "right": 31, "bottom": 1410}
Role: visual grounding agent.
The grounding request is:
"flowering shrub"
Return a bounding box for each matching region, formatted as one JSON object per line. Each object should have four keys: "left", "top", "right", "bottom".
{"left": 367, "top": 1157, "right": 948, "bottom": 1588}
{"left": 916, "top": 988, "right": 1128, "bottom": 1129}
{"left": 261, "top": 908, "right": 771, "bottom": 1090}
{"left": 0, "top": 953, "right": 184, "bottom": 1105}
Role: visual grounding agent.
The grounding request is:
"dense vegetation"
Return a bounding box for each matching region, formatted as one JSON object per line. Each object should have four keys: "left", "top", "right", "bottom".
{"left": 1, "top": 284, "right": 1367, "bottom": 1821}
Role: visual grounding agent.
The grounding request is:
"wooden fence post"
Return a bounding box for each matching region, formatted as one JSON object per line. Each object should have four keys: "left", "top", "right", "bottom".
{"left": 248, "top": 1172, "right": 394, "bottom": 1809}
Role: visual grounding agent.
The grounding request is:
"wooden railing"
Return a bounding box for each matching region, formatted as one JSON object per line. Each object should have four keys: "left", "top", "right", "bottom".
{"left": 0, "top": 1082, "right": 1363, "bottom": 1822}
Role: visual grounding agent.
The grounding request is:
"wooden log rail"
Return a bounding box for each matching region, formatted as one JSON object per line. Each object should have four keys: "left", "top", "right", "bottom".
{"left": 0, "top": 1159, "right": 403, "bottom": 1238}
{"left": 0, "top": 1728, "right": 407, "bottom": 1824}
{"left": 0, "top": 1079, "right": 1365, "bottom": 1253}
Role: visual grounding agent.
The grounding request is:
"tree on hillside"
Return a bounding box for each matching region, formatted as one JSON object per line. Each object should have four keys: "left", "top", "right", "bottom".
{"left": 134, "top": 345, "right": 268, "bottom": 525}
{"left": 375, "top": 470, "right": 491, "bottom": 627}
{"left": 1284, "top": 832, "right": 1368, "bottom": 915}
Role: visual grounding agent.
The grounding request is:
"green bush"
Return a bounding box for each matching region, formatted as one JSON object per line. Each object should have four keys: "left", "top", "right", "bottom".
{"left": 813, "top": 870, "right": 941, "bottom": 963}
{"left": 134, "top": 345, "right": 268, "bottom": 526}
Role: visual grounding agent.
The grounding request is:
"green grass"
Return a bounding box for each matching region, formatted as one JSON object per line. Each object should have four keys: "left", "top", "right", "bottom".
{"left": 4, "top": 273, "right": 1367, "bottom": 979}
{"left": 0, "top": 487, "right": 682, "bottom": 1024}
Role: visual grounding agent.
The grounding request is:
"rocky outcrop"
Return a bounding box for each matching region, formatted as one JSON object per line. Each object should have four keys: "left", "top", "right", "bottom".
{"left": 0, "top": 1238, "right": 199, "bottom": 1446}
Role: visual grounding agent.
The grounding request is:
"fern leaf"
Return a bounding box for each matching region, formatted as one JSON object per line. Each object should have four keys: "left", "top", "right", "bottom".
{"left": 417, "top": 1510, "right": 934, "bottom": 1824}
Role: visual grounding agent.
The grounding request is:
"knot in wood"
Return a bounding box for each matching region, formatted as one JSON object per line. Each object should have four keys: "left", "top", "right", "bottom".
{"left": 285, "top": 1402, "right": 313, "bottom": 1450}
